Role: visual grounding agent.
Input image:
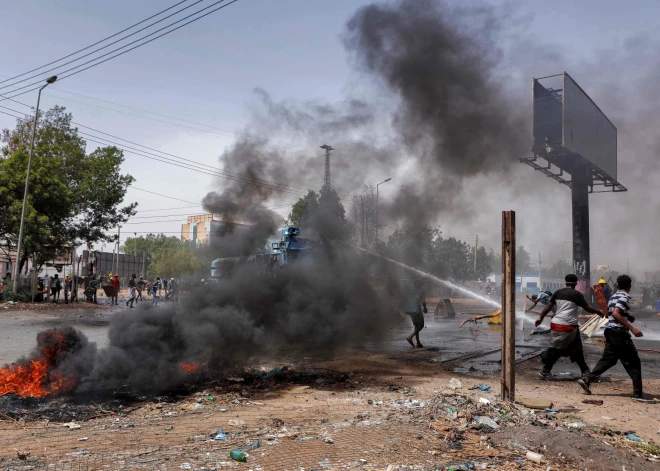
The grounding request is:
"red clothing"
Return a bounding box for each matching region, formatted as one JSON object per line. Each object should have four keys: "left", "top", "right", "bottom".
{"left": 111, "top": 278, "right": 120, "bottom": 293}
{"left": 550, "top": 323, "right": 577, "bottom": 333}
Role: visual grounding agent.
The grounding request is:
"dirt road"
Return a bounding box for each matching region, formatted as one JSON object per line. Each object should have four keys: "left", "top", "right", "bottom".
{"left": 0, "top": 301, "right": 659, "bottom": 469}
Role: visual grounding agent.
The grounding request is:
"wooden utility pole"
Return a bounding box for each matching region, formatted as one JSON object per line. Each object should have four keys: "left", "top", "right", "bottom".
{"left": 501, "top": 211, "right": 516, "bottom": 401}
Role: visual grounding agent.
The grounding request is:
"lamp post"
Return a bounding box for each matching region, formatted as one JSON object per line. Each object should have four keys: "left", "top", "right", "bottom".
{"left": 13, "top": 76, "right": 57, "bottom": 293}
{"left": 376, "top": 178, "right": 392, "bottom": 241}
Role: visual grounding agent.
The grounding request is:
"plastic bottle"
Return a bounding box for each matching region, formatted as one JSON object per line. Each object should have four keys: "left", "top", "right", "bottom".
{"left": 230, "top": 450, "right": 247, "bottom": 462}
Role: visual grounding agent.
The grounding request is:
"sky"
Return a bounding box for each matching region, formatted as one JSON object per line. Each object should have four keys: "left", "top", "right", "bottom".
{"left": 2, "top": 0, "right": 660, "bottom": 276}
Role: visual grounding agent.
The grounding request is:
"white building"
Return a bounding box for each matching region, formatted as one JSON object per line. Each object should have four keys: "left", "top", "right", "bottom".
{"left": 487, "top": 273, "right": 564, "bottom": 294}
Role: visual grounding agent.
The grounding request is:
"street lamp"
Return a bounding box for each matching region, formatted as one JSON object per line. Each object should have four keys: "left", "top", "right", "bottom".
{"left": 12, "top": 76, "right": 57, "bottom": 293}
{"left": 376, "top": 178, "right": 392, "bottom": 241}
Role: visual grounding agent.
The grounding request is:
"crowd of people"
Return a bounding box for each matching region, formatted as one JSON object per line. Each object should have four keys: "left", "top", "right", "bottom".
{"left": 120, "top": 273, "right": 180, "bottom": 307}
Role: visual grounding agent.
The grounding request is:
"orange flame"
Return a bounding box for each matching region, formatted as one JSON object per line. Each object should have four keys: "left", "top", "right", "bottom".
{"left": 180, "top": 362, "right": 199, "bottom": 373}
{"left": 0, "top": 329, "right": 79, "bottom": 398}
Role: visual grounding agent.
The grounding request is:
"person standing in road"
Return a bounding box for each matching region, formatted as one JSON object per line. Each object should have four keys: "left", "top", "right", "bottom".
{"left": 535, "top": 274, "right": 603, "bottom": 379}
{"left": 136, "top": 275, "right": 144, "bottom": 303}
{"left": 110, "top": 274, "right": 120, "bottom": 306}
{"left": 169, "top": 277, "right": 179, "bottom": 306}
{"left": 403, "top": 279, "right": 428, "bottom": 348}
{"left": 126, "top": 274, "right": 137, "bottom": 308}
{"left": 50, "top": 274, "right": 61, "bottom": 303}
{"left": 152, "top": 277, "right": 161, "bottom": 305}
{"left": 162, "top": 277, "right": 168, "bottom": 294}
{"left": 64, "top": 275, "right": 72, "bottom": 304}
{"left": 578, "top": 275, "right": 647, "bottom": 400}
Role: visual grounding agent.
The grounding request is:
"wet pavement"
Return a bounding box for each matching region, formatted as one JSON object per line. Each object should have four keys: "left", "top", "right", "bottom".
{"left": 0, "top": 308, "right": 113, "bottom": 365}
{"left": 2, "top": 299, "right": 660, "bottom": 381}
{"left": 369, "top": 302, "right": 660, "bottom": 380}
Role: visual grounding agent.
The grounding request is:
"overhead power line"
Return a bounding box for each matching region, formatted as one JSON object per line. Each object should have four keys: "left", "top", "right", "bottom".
{"left": 0, "top": 0, "right": 207, "bottom": 91}
{"left": 0, "top": 106, "right": 353, "bottom": 204}
{"left": 0, "top": 0, "right": 191, "bottom": 85}
{"left": 0, "top": 0, "right": 242, "bottom": 101}
{"left": 0, "top": 103, "right": 315, "bottom": 198}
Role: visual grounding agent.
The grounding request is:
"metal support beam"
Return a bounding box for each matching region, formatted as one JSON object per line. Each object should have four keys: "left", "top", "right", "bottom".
{"left": 501, "top": 211, "right": 516, "bottom": 402}
{"left": 571, "top": 165, "right": 591, "bottom": 293}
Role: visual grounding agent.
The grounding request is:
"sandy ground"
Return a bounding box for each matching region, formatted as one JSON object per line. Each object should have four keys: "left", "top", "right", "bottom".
{"left": 0, "top": 301, "right": 659, "bottom": 470}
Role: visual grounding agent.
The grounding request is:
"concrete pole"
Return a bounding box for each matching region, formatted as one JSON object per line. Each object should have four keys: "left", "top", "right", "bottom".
{"left": 13, "top": 80, "right": 54, "bottom": 292}
{"left": 501, "top": 211, "right": 516, "bottom": 401}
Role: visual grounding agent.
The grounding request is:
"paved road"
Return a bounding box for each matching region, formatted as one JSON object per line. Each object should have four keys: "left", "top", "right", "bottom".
{"left": 0, "top": 307, "right": 113, "bottom": 365}
{"left": 1, "top": 301, "right": 660, "bottom": 380}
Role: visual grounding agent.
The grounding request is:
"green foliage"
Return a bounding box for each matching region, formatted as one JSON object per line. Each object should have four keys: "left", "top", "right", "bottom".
{"left": 287, "top": 185, "right": 346, "bottom": 239}
{"left": 516, "top": 246, "right": 533, "bottom": 274}
{"left": 288, "top": 190, "right": 319, "bottom": 228}
{"left": 386, "top": 226, "right": 517, "bottom": 282}
{"left": 0, "top": 107, "right": 135, "bottom": 270}
{"left": 122, "top": 234, "right": 192, "bottom": 275}
{"left": 147, "top": 247, "right": 203, "bottom": 279}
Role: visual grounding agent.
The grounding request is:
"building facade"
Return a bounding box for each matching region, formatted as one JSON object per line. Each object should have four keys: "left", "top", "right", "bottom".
{"left": 487, "top": 273, "right": 564, "bottom": 294}
{"left": 181, "top": 214, "right": 251, "bottom": 246}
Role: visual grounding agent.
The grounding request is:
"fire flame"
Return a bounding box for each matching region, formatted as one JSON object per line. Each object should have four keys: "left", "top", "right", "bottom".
{"left": 180, "top": 362, "right": 199, "bottom": 373}
{"left": 0, "top": 329, "right": 79, "bottom": 398}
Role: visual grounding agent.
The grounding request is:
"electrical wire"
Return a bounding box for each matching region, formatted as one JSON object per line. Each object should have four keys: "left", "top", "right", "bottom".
{"left": 134, "top": 205, "right": 202, "bottom": 213}
{"left": 0, "top": 103, "right": 315, "bottom": 198}
{"left": 49, "top": 88, "right": 249, "bottom": 137}
{"left": 0, "top": 106, "right": 353, "bottom": 204}
{"left": 0, "top": 0, "right": 206, "bottom": 91}
{"left": 0, "top": 0, "right": 242, "bottom": 100}
{"left": 0, "top": 0, "right": 191, "bottom": 85}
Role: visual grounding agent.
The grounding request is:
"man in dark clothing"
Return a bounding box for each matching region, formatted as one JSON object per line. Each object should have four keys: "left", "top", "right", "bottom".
{"left": 535, "top": 274, "right": 603, "bottom": 379}
{"left": 136, "top": 275, "right": 144, "bottom": 302}
{"left": 152, "top": 277, "right": 161, "bottom": 306}
{"left": 404, "top": 279, "right": 428, "bottom": 348}
{"left": 169, "top": 277, "right": 179, "bottom": 305}
{"left": 51, "top": 274, "right": 61, "bottom": 303}
{"left": 578, "top": 275, "right": 646, "bottom": 400}
{"left": 126, "top": 274, "right": 137, "bottom": 308}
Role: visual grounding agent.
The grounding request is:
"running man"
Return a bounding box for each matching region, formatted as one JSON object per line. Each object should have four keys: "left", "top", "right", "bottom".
{"left": 152, "top": 277, "right": 161, "bottom": 305}
{"left": 535, "top": 274, "right": 603, "bottom": 379}
{"left": 578, "top": 275, "right": 646, "bottom": 400}
{"left": 126, "top": 274, "right": 137, "bottom": 308}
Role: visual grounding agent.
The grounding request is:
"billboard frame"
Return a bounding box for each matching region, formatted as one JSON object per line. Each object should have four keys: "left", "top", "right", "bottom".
{"left": 523, "top": 71, "right": 626, "bottom": 193}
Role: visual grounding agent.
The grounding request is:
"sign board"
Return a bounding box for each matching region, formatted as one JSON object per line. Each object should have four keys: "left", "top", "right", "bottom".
{"left": 563, "top": 73, "right": 617, "bottom": 179}
{"left": 532, "top": 72, "right": 617, "bottom": 180}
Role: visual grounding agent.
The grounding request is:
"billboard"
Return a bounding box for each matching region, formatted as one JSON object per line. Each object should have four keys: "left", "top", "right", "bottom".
{"left": 562, "top": 73, "right": 617, "bottom": 179}
{"left": 531, "top": 72, "right": 617, "bottom": 181}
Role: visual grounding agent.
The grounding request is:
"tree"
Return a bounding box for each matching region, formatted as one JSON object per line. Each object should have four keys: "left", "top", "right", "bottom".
{"left": 474, "top": 246, "right": 493, "bottom": 281}
{"left": 287, "top": 190, "right": 319, "bottom": 228}
{"left": 147, "top": 246, "right": 202, "bottom": 279}
{"left": 350, "top": 184, "right": 379, "bottom": 248}
{"left": 516, "top": 246, "right": 533, "bottom": 274}
{"left": 0, "top": 107, "right": 135, "bottom": 271}
{"left": 122, "top": 234, "right": 191, "bottom": 275}
{"left": 318, "top": 184, "right": 346, "bottom": 239}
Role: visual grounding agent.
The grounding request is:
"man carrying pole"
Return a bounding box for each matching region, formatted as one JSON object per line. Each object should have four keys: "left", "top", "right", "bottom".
{"left": 535, "top": 274, "right": 603, "bottom": 379}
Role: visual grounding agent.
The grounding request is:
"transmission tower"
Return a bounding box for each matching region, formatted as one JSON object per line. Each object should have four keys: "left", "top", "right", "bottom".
{"left": 320, "top": 144, "right": 333, "bottom": 187}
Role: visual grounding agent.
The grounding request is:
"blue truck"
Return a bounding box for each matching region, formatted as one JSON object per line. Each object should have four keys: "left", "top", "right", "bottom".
{"left": 210, "top": 227, "right": 315, "bottom": 281}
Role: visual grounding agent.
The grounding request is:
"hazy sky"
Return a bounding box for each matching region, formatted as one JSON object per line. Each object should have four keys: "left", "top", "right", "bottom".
{"left": 2, "top": 0, "right": 659, "bottom": 275}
